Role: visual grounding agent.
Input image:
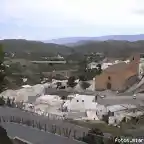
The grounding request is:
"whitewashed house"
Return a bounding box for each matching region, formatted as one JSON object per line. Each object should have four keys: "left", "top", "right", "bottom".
{"left": 22, "top": 85, "right": 31, "bottom": 88}
{"left": 63, "top": 94, "right": 106, "bottom": 120}
{"left": 87, "top": 62, "right": 98, "bottom": 69}
{"left": 51, "top": 79, "right": 68, "bottom": 88}
{"left": 106, "top": 104, "right": 137, "bottom": 126}
{"left": 35, "top": 95, "right": 63, "bottom": 114}
{"left": 101, "top": 62, "right": 113, "bottom": 70}
{"left": 63, "top": 94, "right": 112, "bottom": 120}
{"left": 63, "top": 94, "right": 97, "bottom": 112}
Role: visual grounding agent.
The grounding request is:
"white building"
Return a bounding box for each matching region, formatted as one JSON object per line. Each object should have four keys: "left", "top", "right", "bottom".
{"left": 63, "top": 94, "right": 97, "bottom": 112}
{"left": 51, "top": 79, "right": 68, "bottom": 87}
{"left": 106, "top": 104, "right": 137, "bottom": 126}
{"left": 57, "top": 54, "right": 64, "bottom": 59}
{"left": 139, "top": 61, "right": 144, "bottom": 79}
{"left": 87, "top": 62, "right": 98, "bottom": 69}
{"left": 35, "top": 95, "right": 63, "bottom": 105}
{"left": 35, "top": 95, "right": 63, "bottom": 114}
{"left": 22, "top": 85, "right": 31, "bottom": 88}
{"left": 101, "top": 62, "right": 113, "bottom": 70}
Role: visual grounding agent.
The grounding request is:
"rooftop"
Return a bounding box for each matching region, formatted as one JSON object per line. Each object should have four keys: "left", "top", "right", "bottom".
{"left": 107, "top": 104, "right": 136, "bottom": 112}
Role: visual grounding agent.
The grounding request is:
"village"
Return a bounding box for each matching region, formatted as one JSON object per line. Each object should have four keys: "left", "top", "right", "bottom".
{"left": 1, "top": 52, "right": 144, "bottom": 131}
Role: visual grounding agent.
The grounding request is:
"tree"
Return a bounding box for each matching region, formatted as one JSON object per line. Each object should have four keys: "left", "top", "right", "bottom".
{"left": 56, "top": 82, "right": 61, "bottom": 89}
{"left": 6, "top": 97, "right": 11, "bottom": 107}
{"left": 0, "top": 96, "right": 5, "bottom": 106}
{"left": 11, "top": 98, "right": 16, "bottom": 108}
{"left": 79, "top": 75, "right": 87, "bottom": 81}
{"left": 0, "top": 45, "right": 6, "bottom": 93}
{"left": 81, "top": 81, "right": 90, "bottom": 89}
{"left": 67, "top": 76, "right": 76, "bottom": 87}
{"left": 0, "top": 126, "right": 13, "bottom": 144}
{"left": 96, "top": 64, "right": 102, "bottom": 75}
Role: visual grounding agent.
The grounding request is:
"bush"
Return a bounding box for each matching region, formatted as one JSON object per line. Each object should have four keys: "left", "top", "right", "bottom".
{"left": 79, "top": 75, "right": 87, "bottom": 81}
{"left": 81, "top": 128, "right": 104, "bottom": 144}
{"left": 0, "top": 45, "right": 6, "bottom": 92}
{"left": 67, "top": 76, "right": 76, "bottom": 88}
{"left": 0, "top": 126, "right": 13, "bottom": 144}
{"left": 0, "top": 96, "right": 5, "bottom": 106}
{"left": 81, "top": 82, "right": 90, "bottom": 89}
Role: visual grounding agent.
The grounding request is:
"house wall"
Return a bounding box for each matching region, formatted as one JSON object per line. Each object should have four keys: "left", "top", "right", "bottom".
{"left": 95, "top": 72, "right": 127, "bottom": 91}
{"left": 95, "top": 105, "right": 107, "bottom": 120}
{"left": 86, "top": 110, "right": 99, "bottom": 120}
{"left": 95, "top": 54, "right": 140, "bottom": 91}
{"left": 66, "top": 95, "right": 97, "bottom": 112}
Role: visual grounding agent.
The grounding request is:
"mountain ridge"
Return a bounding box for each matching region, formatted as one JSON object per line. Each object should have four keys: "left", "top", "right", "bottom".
{"left": 43, "top": 34, "right": 144, "bottom": 45}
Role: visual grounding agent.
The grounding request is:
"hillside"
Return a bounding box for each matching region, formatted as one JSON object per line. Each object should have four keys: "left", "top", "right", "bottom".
{"left": 73, "top": 40, "right": 144, "bottom": 57}
{"left": 1, "top": 39, "right": 144, "bottom": 59}
{"left": 0, "top": 39, "right": 71, "bottom": 55}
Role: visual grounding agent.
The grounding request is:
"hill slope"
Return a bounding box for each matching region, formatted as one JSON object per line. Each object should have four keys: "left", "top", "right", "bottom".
{"left": 73, "top": 40, "right": 144, "bottom": 57}
{"left": 0, "top": 39, "right": 71, "bottom": 55}
{"left": 1, "top": 39, "right": 144, "bottom": 59}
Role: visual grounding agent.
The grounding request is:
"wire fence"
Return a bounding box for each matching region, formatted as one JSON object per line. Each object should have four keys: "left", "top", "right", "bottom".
{"left": 0, "top": 115, "right": 114, "bottom": 144}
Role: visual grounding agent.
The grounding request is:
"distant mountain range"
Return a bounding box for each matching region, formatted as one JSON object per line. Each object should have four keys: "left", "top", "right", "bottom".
{"left": 2, "top": 38, "right": 144, "bottom": 59}
{"left": 43, "top": 34, "right": 144, "bottom": 46}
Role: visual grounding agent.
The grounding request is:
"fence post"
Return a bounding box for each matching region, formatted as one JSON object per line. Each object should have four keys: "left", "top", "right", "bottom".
{"left": 2, "top": 116, "right": 5, "bottom": 122}
{"left": 51, "top": 124, "right": 56, "bottom": 134}
{"left": 58, "top": 127, "right": 61, "bottom": 135}
{"left": 44, "top": 124, "right": 47, "bottom": 131}
{"left": 83, "top": 132, "right": 86, "bottom": 138}
{"left": 73, "top": 130, "right": 77, "bottom": 139}
{"left": 32, "top": 120, "right": 34, "bottom": 128}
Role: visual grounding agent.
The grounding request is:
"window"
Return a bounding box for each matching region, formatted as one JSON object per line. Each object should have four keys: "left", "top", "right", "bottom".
{"left": 108, "top": 76, "right": 111, "bottom": 80}
{"left": 77, "top": 100, "right": 79, "bottom": 102}
{"left": 82, "top": 100, "right": 84, "bottom": 102}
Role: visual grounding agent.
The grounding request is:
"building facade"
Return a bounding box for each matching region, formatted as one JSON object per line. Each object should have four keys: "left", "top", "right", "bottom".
{"left": 95, "top": 54, "right": 140, "bottom": 91}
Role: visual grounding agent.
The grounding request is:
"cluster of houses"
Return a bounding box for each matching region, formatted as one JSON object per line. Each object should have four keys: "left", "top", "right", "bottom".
{"left": 1, "top": 53, "right": 144, "bottom": 127}
{"left": 19, "top": 93, "right": 144, "bottom": 126}
{"left": 1, "top": 80, "right": 144, "bottom": 126}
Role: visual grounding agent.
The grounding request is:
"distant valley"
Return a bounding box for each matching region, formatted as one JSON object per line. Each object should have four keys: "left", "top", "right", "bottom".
{"left": 43, "top": 34, "right": 144, "bottom": 46}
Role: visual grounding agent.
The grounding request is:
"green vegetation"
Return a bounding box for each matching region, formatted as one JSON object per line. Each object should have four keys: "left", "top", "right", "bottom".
{"left": 80, "top": 81, "right": 90, "bottom": 89}
{"left": 74, "top": 40, "right": 144, "bottom": 58}
{"left": 1, "top": 39, "right": 71, "bottom": 54}
{"left": 2, "top": 39, "right": 144, "bottom": 88}
{"left": 0, "top": 44, "right": 6, "bottom": 92}
{"left": 67, "top": 76, "right": 77, "bottom": 87}
{"left": 0, "top": 96, "right": 5, "bottom": 106}
{"left": 0, "top": 126, "right": 13, "bottom": 144}
{"left": 2, "top": 39, "right": 144, "bottom": 60}
{"left": 80, "top": 128, "right": 105, "bottom": 144}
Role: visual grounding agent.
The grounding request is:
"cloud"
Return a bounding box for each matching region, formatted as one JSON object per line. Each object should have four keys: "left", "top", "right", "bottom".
{"left": 0, "top": 0, "right": 144, "bottom": 39}
{"left": 134, "top": 10, "right": 144, "bottom": 14}
{"left": 132, "top": 0, "right": 144, "bottom": 15}
{"left": 1, "top": 0, "right": 143, "bottom": 27}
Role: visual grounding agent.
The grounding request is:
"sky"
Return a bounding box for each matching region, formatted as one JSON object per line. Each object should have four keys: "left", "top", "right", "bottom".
{"left": 0, "top": 0, "right": 144, "bottom": 40}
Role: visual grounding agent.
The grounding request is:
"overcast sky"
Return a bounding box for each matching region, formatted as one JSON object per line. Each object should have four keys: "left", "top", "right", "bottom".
{"left": 0, "top": 0, "right": 144, "bottom": 40}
